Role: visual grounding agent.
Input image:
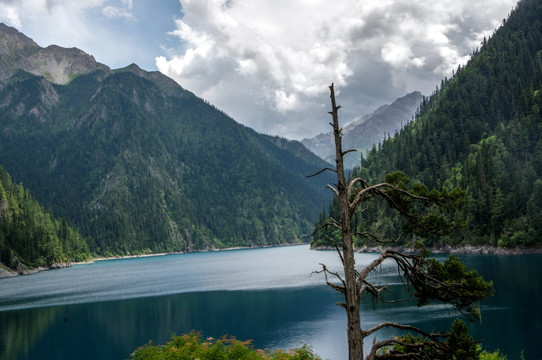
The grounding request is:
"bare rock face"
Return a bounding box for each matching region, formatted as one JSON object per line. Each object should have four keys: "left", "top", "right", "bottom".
{"left": 0, "top": 24, "right": 40, "bottom": 61}
{"left": 0, "top": 23, "right": 41, "bottom": 82}
{"left": 26, "top": 45, "right": 109, "bottom": 84}
{"left": 0, "top": 23, "right": 109, "bottom": 84}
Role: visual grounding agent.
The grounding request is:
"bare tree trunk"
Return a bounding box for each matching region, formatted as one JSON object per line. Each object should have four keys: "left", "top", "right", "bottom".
{"left": 313, "top": 84, "right": 493, "bottom": 360}
{"left": 329, "top": 84, "right": 364, "bottom": 359}
{"left": 345, "top": 244, "right": 363, "bottom": 360}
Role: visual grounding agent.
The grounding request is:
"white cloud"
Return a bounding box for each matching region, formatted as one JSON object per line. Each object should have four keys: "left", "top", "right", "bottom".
{"left": 0, "top": 0, "right": 106, "bottom": 48}
{"left": 102, "top": 0, "right": 135, "bottom": 21}
{"left": 381, "top": 42, "right": 414, "bottom": 69}
{"left": 274, "top": 89, "right": 299, "bottom": 113}
{"left": 0, "top": 4, "right": 22, "bottom": 28}
{"left": 102, "top": 5, "right": 135, "bottom": 21}
{"left": 158, "top": 0, "right": 517, "bottom": 139}
{"left": 0, "top": 0, "right": 518, "bottom": 140}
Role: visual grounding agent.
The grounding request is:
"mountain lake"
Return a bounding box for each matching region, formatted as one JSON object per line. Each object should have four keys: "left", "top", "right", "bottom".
{"left": 1, "top": 245, "right": 540, "bottom": 360}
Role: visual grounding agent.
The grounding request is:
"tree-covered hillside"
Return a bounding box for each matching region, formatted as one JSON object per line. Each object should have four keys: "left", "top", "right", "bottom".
{"left": 0, "top": 26, "right": 332, "bottom": 257}
{"left": 0, "top": 166, "right": 90, "bottom": 271}
{"left": 314, "top": 0, "right": 542, "bottom": 249}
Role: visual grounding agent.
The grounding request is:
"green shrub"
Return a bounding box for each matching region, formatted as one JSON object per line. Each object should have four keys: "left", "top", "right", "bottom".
{"left": 130, "top": 332, "right": 321, "bottom": 360}
{"left": 479, "top": 349, "right": 507, "bottom": 360}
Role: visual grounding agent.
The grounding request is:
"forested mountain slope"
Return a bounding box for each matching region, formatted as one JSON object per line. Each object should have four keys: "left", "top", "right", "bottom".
{"left": 0, "top": 166, "right": 90, "bottom": 272}
{"left": 314, "top": 0, "right": 542, "bottom": 249}
{"left": 0, "top": 24, "right": 332, "bottom": 256}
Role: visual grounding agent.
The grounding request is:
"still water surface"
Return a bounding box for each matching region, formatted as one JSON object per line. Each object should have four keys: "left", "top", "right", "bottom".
{"left": 1, "top": 245, "right": 540, "bottom": 360}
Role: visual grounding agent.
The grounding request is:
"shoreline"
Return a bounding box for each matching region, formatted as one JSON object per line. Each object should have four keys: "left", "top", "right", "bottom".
{"left": 313, "top": 244, "right": 542, "bottom": 255}
{"left": 76, "top": 252, "right": 171, "bottom": 265}
{"left": 78, "top": 243, "right": 302, "bottom": 265}
{"left": 0, "top": 243, "right": 306, "bottom": 278}
{"left": 3, "top": 243, "right": 541, "bottom": 278}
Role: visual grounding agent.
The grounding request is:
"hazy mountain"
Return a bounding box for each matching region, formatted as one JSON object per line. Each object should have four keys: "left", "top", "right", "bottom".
{"left": 301, "top": 91, "right": 423, "bottom": 168}
{"left": 0, "top": 23, "right": 332, "bottom": 255}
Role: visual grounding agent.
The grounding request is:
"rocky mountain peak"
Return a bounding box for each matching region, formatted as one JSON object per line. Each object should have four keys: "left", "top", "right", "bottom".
{"left": 0, "top": 23, "right": 110, "bottom": 84}
{"left": 115, "top": 63, "right": 186, "bottom": 96}
{"left": 0, "top": 23, "right": 40, "bottom": 82}
{"left": 26, "top": 45, "right": 109, "bottom": 84}
{"left": 0, "top": 23, "right": 40, "bottom": 56}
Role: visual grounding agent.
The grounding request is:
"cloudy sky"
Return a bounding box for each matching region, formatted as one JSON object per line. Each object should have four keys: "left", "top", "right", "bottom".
{"left": 1, "top": 0, "right": 517, "bottom": 140}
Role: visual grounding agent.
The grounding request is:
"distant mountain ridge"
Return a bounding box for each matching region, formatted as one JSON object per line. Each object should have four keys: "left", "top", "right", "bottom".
{"left": 301, "top": 91, "right": 423, "bottom": 168}
{"left": 0, "top": 23, "right": 332, "bottom": 256}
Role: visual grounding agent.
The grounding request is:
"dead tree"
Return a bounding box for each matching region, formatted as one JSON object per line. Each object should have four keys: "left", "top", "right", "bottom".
{"left": 309, "top": 84, "right": 494, "bottom": 360}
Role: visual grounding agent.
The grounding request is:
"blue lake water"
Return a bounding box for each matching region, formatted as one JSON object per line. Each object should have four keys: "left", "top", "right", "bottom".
{"left": 0, "top": 245, "right": 541, "bottom": 360}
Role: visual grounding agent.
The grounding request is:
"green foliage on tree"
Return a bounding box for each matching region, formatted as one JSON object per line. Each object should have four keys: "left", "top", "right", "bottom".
{"left": 130, "top": 332, "right": 320, "bottom": 360}
{"left": 0, "top": 166, "right": 90, "bottom": 271}
{"left": 312, "top": 170, "right": 466, "bottom": 249}
{"left": 381, "top": 319, "right": 508, "bottom": 360}
{"left": 479, "top": 349, "right": 508, "bottom": 360}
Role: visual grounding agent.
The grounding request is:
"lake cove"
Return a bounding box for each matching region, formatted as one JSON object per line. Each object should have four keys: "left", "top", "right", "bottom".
{"left": 0, "top": 245, "right": 540, "bottom": 360}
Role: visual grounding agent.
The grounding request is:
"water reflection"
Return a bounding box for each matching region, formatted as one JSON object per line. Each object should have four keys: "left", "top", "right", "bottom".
{"left": 459, "top": 255, "right": 542, "bottom": 359}
{"left": 0, "top": 307, "right": 61, "bottom": 360}
{"left": 0, "top": 287, "right": 340, "bottom": 360}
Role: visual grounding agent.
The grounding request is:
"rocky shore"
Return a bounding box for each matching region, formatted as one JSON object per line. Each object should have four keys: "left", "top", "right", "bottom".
{"left": 0, "top": 262, "right": 72, "bottom": 278}
{"left": 0, "top": 253, "right": 169, "bottom": 278}
{"left": 361, "top": 245, "right": 542, "bottom": 255}
{"left": 313, "top": 244, "right": 542, "bottom": 255}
